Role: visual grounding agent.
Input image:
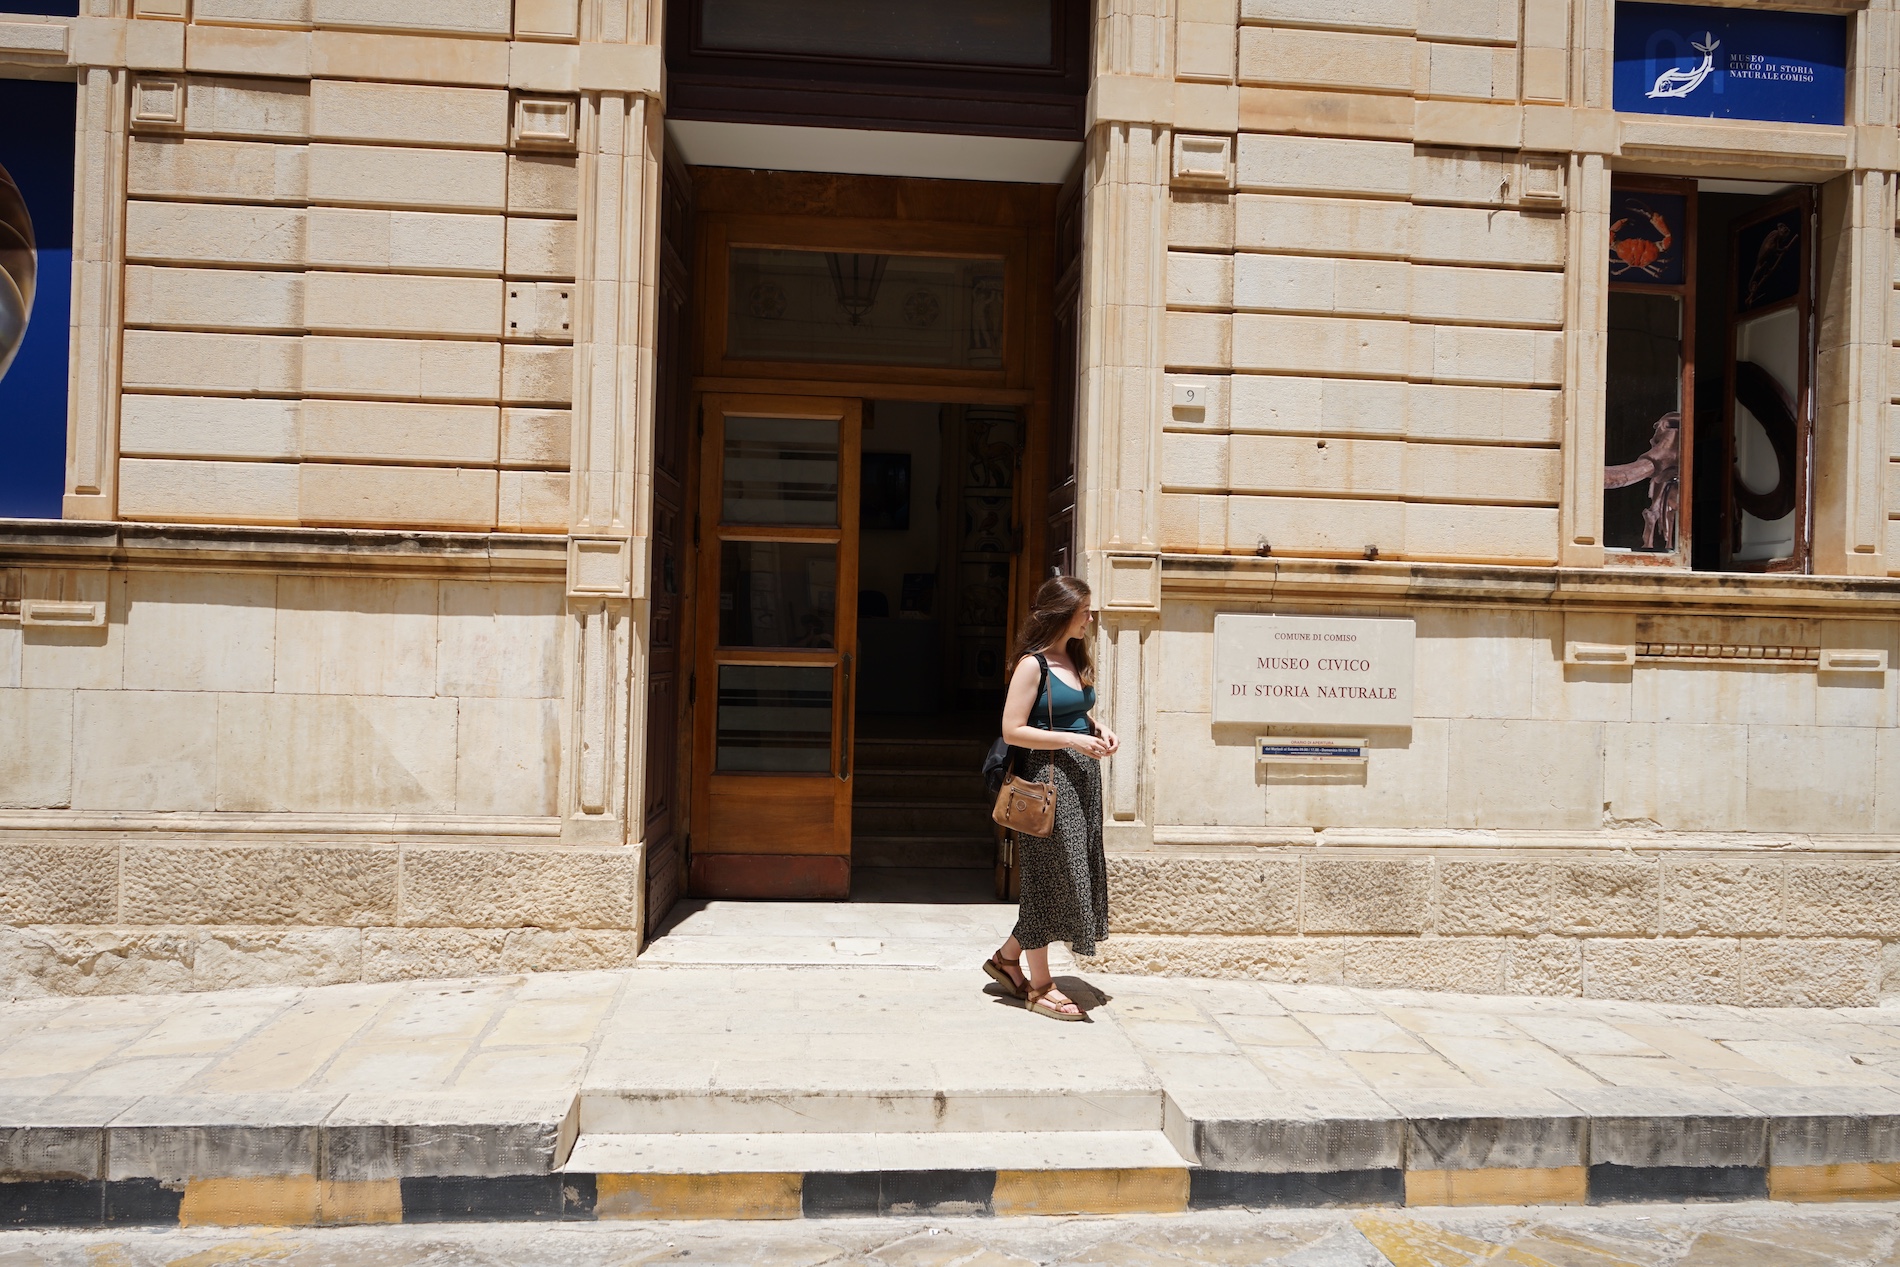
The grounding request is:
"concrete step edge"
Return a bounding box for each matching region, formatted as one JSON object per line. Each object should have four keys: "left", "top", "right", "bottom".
{"left": 562, "top": 1128, "right": 1190, "bottom": 1175}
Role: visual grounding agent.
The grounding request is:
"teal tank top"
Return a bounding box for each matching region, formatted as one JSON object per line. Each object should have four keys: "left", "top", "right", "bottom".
{"left": 1031, "top": 657, "right": 1095, "bottom": 734}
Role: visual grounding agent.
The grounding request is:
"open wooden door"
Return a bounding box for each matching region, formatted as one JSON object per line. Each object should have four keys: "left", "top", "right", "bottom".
{"left": 689, "top": 393, "right": 862, "bottom": 899}
{"left": 1720, "top": 191, "right": 1813, "bottom": 572}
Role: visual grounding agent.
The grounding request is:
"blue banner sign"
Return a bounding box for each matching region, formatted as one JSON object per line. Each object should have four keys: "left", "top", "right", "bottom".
{"left": 1614, "top": 2, "right": 1846, "bottom": 125}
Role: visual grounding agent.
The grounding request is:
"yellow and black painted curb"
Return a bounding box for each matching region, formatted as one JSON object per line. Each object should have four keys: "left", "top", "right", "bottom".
{"left": 7, "top": 1161, "right": 1897, "bottom": 1226}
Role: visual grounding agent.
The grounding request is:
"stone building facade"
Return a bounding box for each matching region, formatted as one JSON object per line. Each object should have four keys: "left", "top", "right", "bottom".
{"left": 1, "top": 0, "right": 1898, "bottom": 1006}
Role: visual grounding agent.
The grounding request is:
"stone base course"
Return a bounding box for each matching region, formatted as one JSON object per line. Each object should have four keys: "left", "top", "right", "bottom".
{"left": 10, "top": 844, "right": 1900, "bottom": 1003}
{"left": 1098, "top": 851, "right": 1900, "bottom": 1007}
{"left": 0, "top": 926, "right": 641, "bottom": 997}
{"left": 0, "top": 839, "right": 643, "bottom": 996}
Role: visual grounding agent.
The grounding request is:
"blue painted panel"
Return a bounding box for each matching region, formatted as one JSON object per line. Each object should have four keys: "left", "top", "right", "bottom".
{"left": 0, "top": 77, "right": 76, "bottom": 520}
{"left": 1613, "top": 2, "right": 1846, "bottom": 125}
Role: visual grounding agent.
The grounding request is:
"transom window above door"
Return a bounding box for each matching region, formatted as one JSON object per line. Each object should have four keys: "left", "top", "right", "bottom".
{"left": 727, "top": 248, "right": 1006, "bottom": 370}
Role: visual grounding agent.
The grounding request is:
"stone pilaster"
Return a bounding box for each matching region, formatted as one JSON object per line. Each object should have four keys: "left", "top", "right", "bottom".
{"left": 560, "top": 87, "right": 660, "bottom": 849}
{"left": 63, "top": 66, "right": 127, "bottom": 522}
{"left": 1559, "top": 152, "right": 1610, "bottom": 568}
{"left": 1814, "top": 168, "right": 1895, "bottom": 576}
{"left": 1081, "top": 0, "right": 1172, "bottom": 847}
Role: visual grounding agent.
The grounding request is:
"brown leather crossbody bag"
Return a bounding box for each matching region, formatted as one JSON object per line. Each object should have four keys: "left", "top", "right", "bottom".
{"left": 991, "top": 655, "right": 1058, "bottom": 838}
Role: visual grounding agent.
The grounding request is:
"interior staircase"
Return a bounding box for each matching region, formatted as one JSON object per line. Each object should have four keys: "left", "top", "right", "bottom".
{"left": 851, "top": 735, "right": 997, "bottom": 887}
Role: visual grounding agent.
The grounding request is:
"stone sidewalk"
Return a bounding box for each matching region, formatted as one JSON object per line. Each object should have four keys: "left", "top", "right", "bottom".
{"left": 11, "top": 1204, "right": 1900, "bottom": 1265}
{"left": 9, "top": 958, "right": 1900, "bottom": 1226}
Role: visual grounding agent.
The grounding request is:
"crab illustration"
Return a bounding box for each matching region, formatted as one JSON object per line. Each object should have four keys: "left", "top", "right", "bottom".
{"left": 1609, "top": 202, "right": 1675, "bottom": 278}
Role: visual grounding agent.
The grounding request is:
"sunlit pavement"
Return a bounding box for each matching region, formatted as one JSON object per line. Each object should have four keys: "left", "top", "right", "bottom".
{"left": 6, "top": 1203, "right": 1900, "bottom": 1265}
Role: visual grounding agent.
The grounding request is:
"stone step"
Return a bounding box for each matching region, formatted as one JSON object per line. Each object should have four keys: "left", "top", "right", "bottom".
{"left": 853, "top": 800, "right": 994, "bottom": 836}
{"left": 854, "top": 738, "right": 992, "bottom": 771}
{"left": 853, "top": 769, "right": 990, "bottom": 801}
{"left": 576, "top": 1084, "right": 1167, "bottom": 1137}
{"left": 853, "top": 835, "right": 993, "bottom": 869}
{"left": 564, "top": 1128, "right": 1190, "bottom": 1175}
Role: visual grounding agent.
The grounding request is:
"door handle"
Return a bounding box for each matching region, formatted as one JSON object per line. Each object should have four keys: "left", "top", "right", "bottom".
{"left": 840, "top": 653, "right": 853, "bottom": 781}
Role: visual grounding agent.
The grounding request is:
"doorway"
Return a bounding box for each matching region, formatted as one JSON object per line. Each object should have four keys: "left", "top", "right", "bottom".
{"left": 852, "top": 400, "right": 1017, "bottom": 903}
{"left": 662, "top": 165, "right": 1067, "bottom": 907}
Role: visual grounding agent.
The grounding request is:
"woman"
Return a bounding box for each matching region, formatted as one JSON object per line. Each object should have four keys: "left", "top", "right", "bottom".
{"left": 984, "top": 576, "right": 1119, "bottom": 1021}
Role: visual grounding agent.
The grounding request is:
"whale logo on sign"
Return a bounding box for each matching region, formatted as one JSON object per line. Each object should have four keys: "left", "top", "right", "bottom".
{"left": 1647, "top": 32, "right": 1718, "bottom": 98}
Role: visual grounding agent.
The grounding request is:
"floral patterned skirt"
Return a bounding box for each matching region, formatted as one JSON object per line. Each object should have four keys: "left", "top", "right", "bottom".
{"left": 1009, "top": 747, "right": 1108, "bottom": 956}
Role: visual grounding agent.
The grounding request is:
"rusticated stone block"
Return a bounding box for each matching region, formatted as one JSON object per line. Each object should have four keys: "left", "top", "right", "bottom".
{"left": 1784, "top": 864, "right": 1900, "bottom": 937}
{"left": 1341, "top": 936, "right": 1508, "bottom": 993}
{"left": 1660, "top": 860, "right": 1784, "bottom": 936}
{"left": 0, "top": 843, "right": 119, "bottom": 924}
{"left": 1503, "top": 935, "right": 1582, "bottom": 996}
{"left": 122, "top": 844, "right": 397, "bottom": 926}
{"left": 1549, "top": 861, "right": 1659, "bottom": 936}
{"left": 1434, "top": 861, "right": 1545, "bottom": 935}
{"left": 1083, "top": 934, "right": 1345, "bottom": 984}
{"left": 192, "top": 928, "right": 365, "bottom": 991}
{"left": 361, "top": 927, "right": 640, "bottom": 982}
{"left": 1301, "top": 857, "right": 1430, "bottom": 934}
{"left": 398, "top": 846, "right": 639, "bottom": 930}
{"left": 502, "top": 928, "right": 641, "bottom": 975}
{"left": 1580, "top": 938, "right": 1745, "bottom": 1006}
{"left": 1883, "top": 944, "right": 1900, "bottom": 1000}
{"left": 1736, "top": 938, "right": 1879, "bottom": 1008}
{"left": 1106, "top": 855, "right": 1298, "bottom": 934}
{"left": 0, "top": 927, "right": 195, "bottom": 997}
{"left": 360, "top": 927, "right": 506, "bottom": 982}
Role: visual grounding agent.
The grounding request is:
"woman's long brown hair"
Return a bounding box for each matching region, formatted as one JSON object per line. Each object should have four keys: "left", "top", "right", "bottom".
{"left": 1009, "top": 575, "right": 1093, "bottom": 685}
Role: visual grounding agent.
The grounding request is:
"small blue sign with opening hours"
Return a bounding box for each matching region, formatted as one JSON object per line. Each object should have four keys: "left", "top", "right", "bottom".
{"left": 1614, "top": 1, "right": 1846, "bottom": 125}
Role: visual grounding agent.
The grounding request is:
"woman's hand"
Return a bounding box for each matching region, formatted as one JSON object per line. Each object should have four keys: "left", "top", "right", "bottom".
{"left": 1097, "top": 724, "right": 1120, "bottom": 756}
{"left": 1067, "top": 731, "right": 1110, "bottom": 759}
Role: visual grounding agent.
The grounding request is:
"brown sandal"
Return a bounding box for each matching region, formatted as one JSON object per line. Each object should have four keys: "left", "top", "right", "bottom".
{"left": 983, "top": 952, "right": 1026, "bottom": 999}
{"left": 1026, "top": 982, "right": 1086, "bottom": 1022}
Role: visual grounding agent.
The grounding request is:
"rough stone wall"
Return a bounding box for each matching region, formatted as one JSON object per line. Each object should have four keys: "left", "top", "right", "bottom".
{"left": 107, "top": 1, "right": 585, "bottom": 532}
{"left": 1098, "top": 848, "right": 1900, "bottom": 1008}
{"left": 0, "top": 840, "right": 642, "bottom": 996}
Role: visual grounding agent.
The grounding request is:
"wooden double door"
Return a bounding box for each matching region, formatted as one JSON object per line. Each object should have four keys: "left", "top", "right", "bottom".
{"left": 688, "top": 393, "right": 863, "bottom": 899}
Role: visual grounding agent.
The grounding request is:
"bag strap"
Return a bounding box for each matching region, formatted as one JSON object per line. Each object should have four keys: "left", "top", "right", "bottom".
{"left": 1034, "top": 653, "right": 1054, "bottom": 731}
{"left": 1001, "top": 655, "right": 1057, "bottom": 788}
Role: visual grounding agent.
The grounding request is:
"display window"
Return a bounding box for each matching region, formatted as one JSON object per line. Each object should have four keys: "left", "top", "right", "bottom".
{"left": 1603, "top": 177, "right": 1814, "bottom": 572}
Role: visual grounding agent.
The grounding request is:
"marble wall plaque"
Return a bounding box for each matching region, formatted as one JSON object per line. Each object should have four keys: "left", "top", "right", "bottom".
{"left": 1213, "top": 614, "right": 1415, "bottom": 728}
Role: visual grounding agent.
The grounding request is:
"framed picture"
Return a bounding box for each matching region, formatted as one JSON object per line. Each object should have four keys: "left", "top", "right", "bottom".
{"left": 859, "top": 451, "right": 911, "bottom": 530}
